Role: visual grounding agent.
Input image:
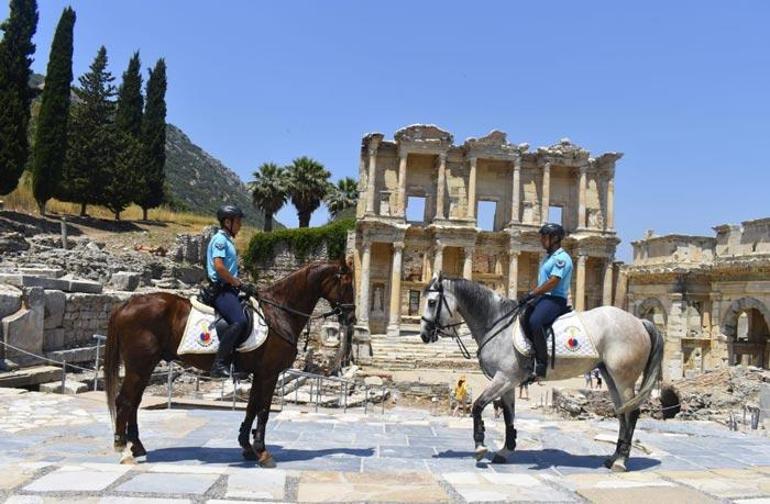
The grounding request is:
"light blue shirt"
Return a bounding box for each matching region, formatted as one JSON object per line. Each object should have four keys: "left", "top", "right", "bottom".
{"left": 206, "top": 230, "right": 238, "bottom": 283}
{"left": 538, "top": 247, "right": 573, "bottom": 299}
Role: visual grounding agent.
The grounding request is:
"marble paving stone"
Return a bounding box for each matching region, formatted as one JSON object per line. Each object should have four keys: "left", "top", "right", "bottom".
{"left": 361, "top": 458, "right": 428, "bottom": 472}
{"left": 379, "top": 445, "right": 435, "bottom": 459}
{"left": 733, "top": 499, "right": 770, "bottom": 504}
{"left": 442, "top": 472, "right": 574, "bottom": 503}
{"left": 24, "top": 466, "right": 129, "bottom": 492}
{"left": 296, "top": 471, "right": 449, "bottom": 503}
{"left": 99, "top": 498, "right": 191, "bottom": 504}
{"left": 115, "top": 472, "right": 219, "bottom": 495}
{"left": 5, "top": 497, "right": 100, "bottom": 503}
{"left": 576, "top": 485, "right": 721, "bottom": 504}
{"left": 225, "top": 467, "right": 286, "bottom": 500}
{"left": 0, "top": 462, "right": 48, "bottom": 490}
{"left": 659, "top": 469, "right": 770, "bottom": 499}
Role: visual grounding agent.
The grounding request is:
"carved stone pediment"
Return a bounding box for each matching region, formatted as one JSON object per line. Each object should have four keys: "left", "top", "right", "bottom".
{"left": 537, "top": 137, "right": 590, "bottom": 162}
{"left": 394, "top": 124, "right": 453, "bottom": 146}
{"left": 463, "top": 130, "right": 528, "bottom": 160}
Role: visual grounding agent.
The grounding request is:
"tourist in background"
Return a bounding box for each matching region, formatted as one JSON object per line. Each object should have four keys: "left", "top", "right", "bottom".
{"left": 452, "top": 376, "right": 469, "bottom": 416}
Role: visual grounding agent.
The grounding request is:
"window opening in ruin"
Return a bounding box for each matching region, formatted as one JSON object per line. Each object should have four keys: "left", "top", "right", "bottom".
{"left": 406, "top": 196, "right": 426, "bottom": 223}
{"left": 548, "top": 205, "right": 563, "bottom": 225}
{"left": 477, "top": 200, "right": 497, "bottom": 231}
{"left": 737, "top": 312, "right": 749, "bottom": 341}
{"left": 408, "top": 290, "right": 421, "bottom": 315}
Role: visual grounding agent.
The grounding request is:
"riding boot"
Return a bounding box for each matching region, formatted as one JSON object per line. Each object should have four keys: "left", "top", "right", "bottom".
{"left": 532, "top": 328, "right": 548, "bottom": 378}
{"left": 210, "top": 321, "right": 247, "bottom": 378}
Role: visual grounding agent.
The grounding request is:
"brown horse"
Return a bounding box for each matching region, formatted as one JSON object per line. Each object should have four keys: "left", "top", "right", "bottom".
{"left": 104, "top": 259, "right": 355, "bottom": 467}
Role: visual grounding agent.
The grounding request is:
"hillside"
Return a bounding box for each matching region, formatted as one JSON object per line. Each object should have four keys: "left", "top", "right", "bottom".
{"left": 164, "top": 124, "right": 273, "bottom": 228}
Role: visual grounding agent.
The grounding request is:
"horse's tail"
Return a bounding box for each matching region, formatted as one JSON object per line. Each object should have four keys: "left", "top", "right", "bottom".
{"left": 616, "top": 319, "right": 664, "bottom": 415}
{"left": 105, "top": 302, "right": 126, "bottom": 425}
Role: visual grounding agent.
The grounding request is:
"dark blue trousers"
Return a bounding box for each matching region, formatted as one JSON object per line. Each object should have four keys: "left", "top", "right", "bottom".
{"left": 527, "top": 295, "right": 568, "bottom": 336}
{"left": 213, "top": 287, "right": 247, "bottom": 325}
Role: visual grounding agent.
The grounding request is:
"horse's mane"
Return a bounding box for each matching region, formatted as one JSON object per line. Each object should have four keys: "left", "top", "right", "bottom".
{"left": 448, "top": 277, "right": 517, "bottom": 314}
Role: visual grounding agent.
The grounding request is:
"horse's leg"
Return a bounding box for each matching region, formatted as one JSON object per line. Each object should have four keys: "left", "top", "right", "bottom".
{"left": 114, "top": 370, "right": 142, "bottom": 452}
{"left": 599, "top": 365, "right": 627, "bottom": 469}
{"left": 251, "top": 373, "right": 280, "bottom": 468}
{"left": 127, "top": 371, "right": 152, "bottom": 458}
{"left": 239, "top": 382, "right": 260, "bottom": 461}
{"left": 492, "top": 388, "right": 517, "bottom": 464}
{"left": 472, "top": 372, "right": 513, "bottom": 461}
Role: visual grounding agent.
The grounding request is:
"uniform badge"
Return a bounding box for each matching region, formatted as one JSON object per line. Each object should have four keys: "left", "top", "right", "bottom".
{"left": 215, "top": 242, "right": 226, "bottom": 250}
{"left": 556, "top": 259, "right": 566, "bottom": 268}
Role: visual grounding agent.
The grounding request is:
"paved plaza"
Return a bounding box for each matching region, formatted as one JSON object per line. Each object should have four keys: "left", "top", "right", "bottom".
{"left": 0, "top": 387, "right": 769, "bottom": 503}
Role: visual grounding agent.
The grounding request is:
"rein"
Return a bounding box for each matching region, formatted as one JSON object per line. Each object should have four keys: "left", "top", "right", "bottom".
{"left": 423, "top": 278, "right": 525, "bottom": 360}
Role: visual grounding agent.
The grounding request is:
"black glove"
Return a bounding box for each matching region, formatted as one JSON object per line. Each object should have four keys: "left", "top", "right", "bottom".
{"left": 240, "top": 283, "right": 259, "bottom": 299}
{"left": 518, "top": 292, "right": 535, "bottom": 306}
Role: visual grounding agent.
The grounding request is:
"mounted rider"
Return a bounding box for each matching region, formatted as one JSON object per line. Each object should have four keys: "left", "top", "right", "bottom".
{"left": 206, "top": 204, "right": 256, "bottom": 378}
{"left": 518, "top": 223, "right": 573, "bottom": 383}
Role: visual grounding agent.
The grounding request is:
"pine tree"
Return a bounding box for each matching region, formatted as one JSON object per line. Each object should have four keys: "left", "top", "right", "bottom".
{"left": 136, "top": 58, "right": 166, "bottom": 221}
{"left": 59, "top": 46, "right": 115, "bottom": 216}
{"left": 31, "top": 6, "right": 74, "bottom": 214}
{"left": 0, "top": 0, "right": 38, "bottom": 195}
{"left": 115, "top": 51, "right": 142, "bottom": 138}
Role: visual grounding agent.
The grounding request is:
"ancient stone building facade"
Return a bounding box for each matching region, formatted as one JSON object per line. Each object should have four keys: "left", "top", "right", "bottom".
{"left": 352, "top": 125, "right": 621, "bottom": 336}
{"left": 624, "top": 219, "right": 770, "bottom": 379}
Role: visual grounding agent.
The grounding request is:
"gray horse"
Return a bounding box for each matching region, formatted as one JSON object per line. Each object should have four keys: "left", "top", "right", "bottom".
{"left": 419, "top": 274, "right": 663, "bottom": 472}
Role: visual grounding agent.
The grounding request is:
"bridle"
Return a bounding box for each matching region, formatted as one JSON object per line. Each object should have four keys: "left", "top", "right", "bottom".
{"left": 421, "top": 276, "right": 471, "bottom": 359}
{"left": 422, "top": 275, "right": 527, "bottom": 363}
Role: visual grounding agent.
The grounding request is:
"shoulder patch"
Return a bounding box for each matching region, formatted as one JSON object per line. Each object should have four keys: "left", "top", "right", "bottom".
{"left": 214, "top": 241, "right": 226, "bottom": 250}
{"left": 555, "top": 259, "right": 566, "bottom": 268}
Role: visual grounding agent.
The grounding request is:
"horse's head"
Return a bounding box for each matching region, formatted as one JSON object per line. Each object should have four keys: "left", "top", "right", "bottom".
{"left": 419, "top": 272, "right": 458, "bottom": 344}
{"left": 319, "top": 259, "right": 356, "bottom": 325}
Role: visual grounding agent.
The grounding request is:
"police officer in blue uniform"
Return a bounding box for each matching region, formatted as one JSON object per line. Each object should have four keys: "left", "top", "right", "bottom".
{"left": 207, "top": 205, "right": 251, "bottom": 378}
{"left": 518, "top": 223, "right": 573, "bottom": 383}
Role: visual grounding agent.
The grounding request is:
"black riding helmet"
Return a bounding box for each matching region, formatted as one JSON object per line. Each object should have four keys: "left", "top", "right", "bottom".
{"left": 216, "top": 204, "right": 244, "bottom": 225}
{"left": 539, "top": 222, "right": 565, "bottom": 241}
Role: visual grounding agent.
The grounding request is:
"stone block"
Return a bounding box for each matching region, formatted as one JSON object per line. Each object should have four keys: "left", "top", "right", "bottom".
{"left": 43, "top": 289, "right": 66, "bottom": 329}
{"left": 0, "top": 274, "right": 70, "bottom": 291}
{"left": 171, "top": 265, "right": 205, "bottom": 285}
{"left": 43, "top": 328, "right": 66, "bottom": 351}
{"left": 18, "top": 267, "right": 65, "bottom": 278}
{"left": 0, "top": 232, "right": 29, "bottom": 253}
{"left": 1, "top": 287, "right": 44, "bottom": 365}
{"left": 39, "top": 379, "right": 88, "bottom": 394}
{"left": 66, "top": 278, "right": 103, "bottom": 294}
{"left": 0, "top": 284, "right": 22, "bottom": 319}
{"left": 109, "top": 271, "right": 141, "bottom": 292}
{"left": 760, "top": 383, "right": 770, "bottom": 424}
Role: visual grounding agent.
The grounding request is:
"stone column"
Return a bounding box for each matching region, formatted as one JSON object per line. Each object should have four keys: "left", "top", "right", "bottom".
{"left": 666, "top": 293, "right": 686, "bottom": 380}
{"left": 435, "top": 153, "right": 447, "bottom": 220}
{"left": 433, "top": 242, "right": 444, "bottom": 275}
{"left": 358, "top": 241, "right": 372, "bottom": 324}
{"left": 602, "top": 257, "right": 614, "bottom": 305}
{"left": 467, "top": 156, "right": 477, "bottom": 219}
{"left": 387, "top": 241, "right": 404, "bottom": 337}
{"left": 541, "top": 161, "right": 551, "bottom": 224}
{"left": 365, "top": 145, "right": 379, "bottom": 215}
{"left": 397, "top": 149, "right": 408, "bottom": 217}
{"left": 463, "top": 246, "right": 474, "bottom": 280}
{"left": 507, "top": 251, "right": 519, "bottom": 298}
{"left": 606, "top": 169, "right": 615, "bottom": 231}
{"left": 511, "top": 158, "right": 521, "bottom": 223}
{"left": 575, "top": 253, "right": 587, "bottom": 311}
{"left": 578, "top": 164, "right": 588, "bottom": 229}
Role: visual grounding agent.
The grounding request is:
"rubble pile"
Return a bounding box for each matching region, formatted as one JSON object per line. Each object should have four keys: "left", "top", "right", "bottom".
{"left": 552, "top": 366, "right": 769, "bottom": 425}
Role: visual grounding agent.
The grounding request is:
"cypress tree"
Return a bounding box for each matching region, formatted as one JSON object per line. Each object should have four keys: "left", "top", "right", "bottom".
{"left": 0, "top": 0, "right": 38, "bottom": 195}
{"left": 31, "top": 7, "right": 75, "bottom": 214}
{"left": 60, "top": 46, "right": 115, "bottom": 216}
{"left": 136, "top": 58, "right": 166, "bottom": 221}
{"left": 115, "top": 51, "right": 142, "bottom": 138}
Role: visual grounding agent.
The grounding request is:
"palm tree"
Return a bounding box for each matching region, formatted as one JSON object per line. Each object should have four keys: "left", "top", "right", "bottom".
{"left": 325, "top": 177, "right": 358, "bottom": 219}
{"left": 285, "top": 156, "right": 331, "bottom": 228}
{"left": 249, "top": 162, "right": 287, "bottom": 231}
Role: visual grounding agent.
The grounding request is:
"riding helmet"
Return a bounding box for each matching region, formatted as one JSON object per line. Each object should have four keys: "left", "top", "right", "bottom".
{"left": 216, "top": 204, "right": 244, "bottom": 224}
{"left": 539, "top": 222, "right": 565, "bottom": 240}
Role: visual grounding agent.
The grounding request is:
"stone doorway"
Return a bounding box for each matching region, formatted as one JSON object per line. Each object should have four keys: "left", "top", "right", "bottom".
{"left": 722, "top": 297, "right": 770, "bottom": 369}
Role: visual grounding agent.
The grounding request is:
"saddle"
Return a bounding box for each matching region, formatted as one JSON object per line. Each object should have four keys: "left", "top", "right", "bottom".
{"left": 197, "top": 284, "right": 254, "bottom": 346}
{"left": 513, "top": 305, "right": 598, "bottom": 363}
{"left": 179, "top": 295, "right": 267, "bottom": 355}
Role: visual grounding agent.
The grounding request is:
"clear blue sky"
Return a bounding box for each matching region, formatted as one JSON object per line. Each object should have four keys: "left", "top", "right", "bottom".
{"left": 5, "top": 1, "right": 769, "bottom": 260}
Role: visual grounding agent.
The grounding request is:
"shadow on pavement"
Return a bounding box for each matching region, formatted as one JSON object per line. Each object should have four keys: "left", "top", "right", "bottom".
{"left": 435, "top": 448, "right": 660, "bottom": 471}
{"left": 146, "top": 445, "right": 375, "bottom": 464}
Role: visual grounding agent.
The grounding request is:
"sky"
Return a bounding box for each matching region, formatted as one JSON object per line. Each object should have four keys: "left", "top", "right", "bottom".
{"left": 5, "top": 1, "right": 770, "bottom": 260}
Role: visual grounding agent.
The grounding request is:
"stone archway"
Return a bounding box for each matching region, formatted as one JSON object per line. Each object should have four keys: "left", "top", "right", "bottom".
{"left": 721, "top": 297, "right": 770, "bottom": 368}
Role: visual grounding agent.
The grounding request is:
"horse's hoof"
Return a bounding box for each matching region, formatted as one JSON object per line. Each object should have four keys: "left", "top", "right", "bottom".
{"left": 258, "top": 451, "right": 276, "bottom": 468}
{"left": 131, "top": 444, "right": 147, "bottom": 458}
{"left": 119, "top": 444, "right": 136, "bottom": 465}
{"left": 603, "top": 457, "right": 614, "bottom": 469}
{"left": 611, "top": 459, "right": 627, "bottom": 472}
{"left": 474, "top": 446, "right": 488, "bottom": 461}
{"left": 491, "top": 454, "right": 507, "bottom": 464}
{"left": 242, "top": 448, "right": 257, "bottom": 461}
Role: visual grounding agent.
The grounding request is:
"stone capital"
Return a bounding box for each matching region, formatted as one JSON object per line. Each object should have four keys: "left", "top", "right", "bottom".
{"left": 513, "top": 157, "right": 522, "bottom": 170}
{"left": 508, "top": 250, "right": 521, "bottom": 258}
{"left": 393, "top": 241, "right": 405, "bottom": 251}
{"left": 437, "top": 152, "right": 448, "bottom": 163}
{"left": 367, "top": 145, "right": 379, "bottom": 157}
{"left": 398, "top": 146, "right": 409, "bottom": 160}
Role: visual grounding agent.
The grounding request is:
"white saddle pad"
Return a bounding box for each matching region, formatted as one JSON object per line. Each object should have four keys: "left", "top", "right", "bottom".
{"left": 513, "top": 311, "right": 598, "bottom": 359}
{"left": 178, "top": 296, "right": 269, "bottom": 355}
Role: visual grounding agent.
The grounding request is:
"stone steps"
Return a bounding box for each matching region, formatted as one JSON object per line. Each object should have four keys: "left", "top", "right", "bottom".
{"left": 366, "top": 335, "right": 480, "bottom": 371}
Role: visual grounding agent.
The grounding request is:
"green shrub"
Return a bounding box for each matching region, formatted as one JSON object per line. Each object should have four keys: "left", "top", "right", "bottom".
{"left": 244, "top": 218, "right": 354, "bottom": 276}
